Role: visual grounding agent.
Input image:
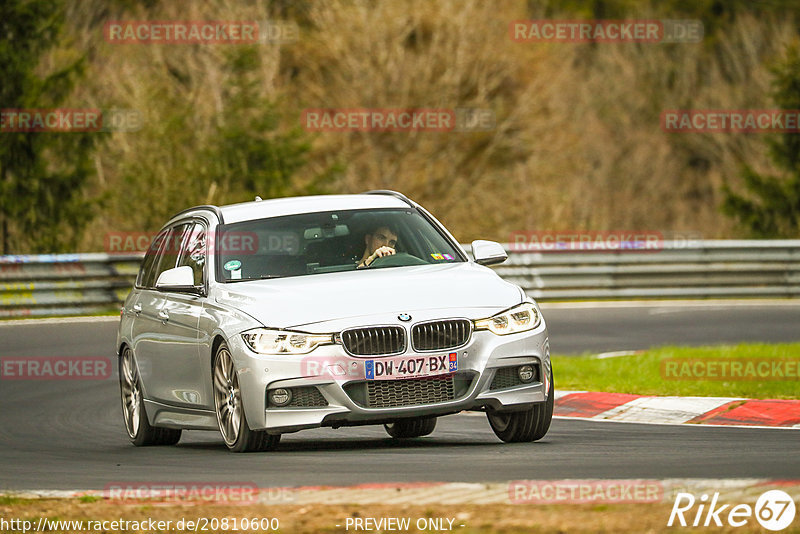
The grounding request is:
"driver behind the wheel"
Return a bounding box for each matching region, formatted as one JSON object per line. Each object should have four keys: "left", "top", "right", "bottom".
{"left": 357, "top": 224, "right": 398, "bottom": 268}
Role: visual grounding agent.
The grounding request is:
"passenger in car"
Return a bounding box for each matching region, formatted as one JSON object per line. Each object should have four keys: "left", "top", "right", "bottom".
{"left": 357, "top": 224, "right": 398, "bottom": 268}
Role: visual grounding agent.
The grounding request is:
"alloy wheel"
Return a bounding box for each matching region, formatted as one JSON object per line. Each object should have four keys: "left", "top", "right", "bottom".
{"left": 213, "top": 348, "right": 241, "bottom": 446}
{"left": 120, "top": 347, "right": 141, "bottom": 438}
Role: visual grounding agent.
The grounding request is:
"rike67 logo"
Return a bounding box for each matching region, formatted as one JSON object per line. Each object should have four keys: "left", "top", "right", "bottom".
{"left": 668, "top": 490, "right": 796, "bottom": 531}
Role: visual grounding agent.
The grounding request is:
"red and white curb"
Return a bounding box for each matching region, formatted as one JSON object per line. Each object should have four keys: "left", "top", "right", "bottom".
{"left": 554, "top": 390, "right": 800, "bottom": 428}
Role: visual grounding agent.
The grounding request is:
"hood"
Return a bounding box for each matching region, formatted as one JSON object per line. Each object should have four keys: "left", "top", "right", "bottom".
{"left": 213, "top": 262, "right": 523, "bottom": 329}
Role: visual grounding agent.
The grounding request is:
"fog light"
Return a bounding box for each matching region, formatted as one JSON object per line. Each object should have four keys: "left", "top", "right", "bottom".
{"left": 269, "top": 388, "right": 292, "bottom": 407}
{"left": 518, "top": 364, "right": 536, "bottom": 383}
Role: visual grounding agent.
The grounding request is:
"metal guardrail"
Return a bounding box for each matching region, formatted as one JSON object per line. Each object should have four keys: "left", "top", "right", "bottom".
{"left": 495, "top": 240, "right": 800, "bottom": 300}
{"left": 0, "top": 253, "right": 142, "bottom": 317}
{"left": 1, "top": 241, "right": 798, "bottom": 317}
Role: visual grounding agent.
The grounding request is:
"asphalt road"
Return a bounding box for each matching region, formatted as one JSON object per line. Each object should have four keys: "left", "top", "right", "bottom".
{"left": 0, "top": 303, "right": 798, "bottom": 490}
{"left": 542, "top": 301, "right": 800, "bottom": 354}
{"left": 2, "top": 302, "right": 799, "bottom": 358}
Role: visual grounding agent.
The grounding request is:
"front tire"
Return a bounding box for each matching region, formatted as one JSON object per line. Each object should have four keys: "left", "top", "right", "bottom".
{"left": 119, "top": 346, "right": 181, "bottom": 446}
{"left": 384, "top": 417, "right": 437, "bottom": 438}
{"left": 213, "top": 342, "right": 280, "bottom": 452}
{"left": 487, "top": 369, "right": 554, "bottom": 443}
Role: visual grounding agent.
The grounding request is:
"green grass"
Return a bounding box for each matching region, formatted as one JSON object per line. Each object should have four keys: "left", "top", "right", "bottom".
{"left": 552, "top": 343, "right": 800, "bottom": 400}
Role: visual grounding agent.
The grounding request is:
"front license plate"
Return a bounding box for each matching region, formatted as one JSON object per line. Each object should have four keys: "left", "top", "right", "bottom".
{"left": 365, "top": 352, "right": 458, "bottom": 380}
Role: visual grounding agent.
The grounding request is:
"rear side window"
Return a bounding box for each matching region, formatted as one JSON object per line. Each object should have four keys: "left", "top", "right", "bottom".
{"left": 176, "top": 222, "right": 206, "bottom": 286}
{"left": 136, "top": 224, "right": 194, "bottom": 289}
{"left": 136, "top": 229, "right": 169, "bottom": 288}
{"left": 151, "top": 223, "right": 192, "bottom": 287}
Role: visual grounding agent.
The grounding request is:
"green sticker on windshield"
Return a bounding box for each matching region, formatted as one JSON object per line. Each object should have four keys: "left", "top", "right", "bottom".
{"left": 224, "top": 260, "right": 242, "bottom": 271}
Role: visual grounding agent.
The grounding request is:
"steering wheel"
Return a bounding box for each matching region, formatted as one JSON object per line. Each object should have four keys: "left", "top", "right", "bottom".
{"left": 367, "top": 252, "right": 428, "bottom": 268}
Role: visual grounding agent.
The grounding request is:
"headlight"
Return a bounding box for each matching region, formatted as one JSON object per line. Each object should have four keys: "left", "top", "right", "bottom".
{"left": 241, "top": 328, "right": 333, "bottom": 355}
{"left": 474, "top": 302, "right": 541, "bottom": 335}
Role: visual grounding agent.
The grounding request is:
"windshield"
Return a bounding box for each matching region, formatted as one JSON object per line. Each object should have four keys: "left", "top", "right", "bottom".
{"left": 215, "top": 208, "right": 464, "bottom": 282}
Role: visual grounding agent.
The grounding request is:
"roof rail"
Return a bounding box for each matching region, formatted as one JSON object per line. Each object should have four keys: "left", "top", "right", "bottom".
{"left": 362, "top": 190, "right": 413, "bottom": 206}
{"left": 169, "top": 205, "right": 225, "bottom": 224}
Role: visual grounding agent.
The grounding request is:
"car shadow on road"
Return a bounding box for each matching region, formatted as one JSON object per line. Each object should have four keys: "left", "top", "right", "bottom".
{"left": 175, "top": 435, "right": 516, "bottom": 453}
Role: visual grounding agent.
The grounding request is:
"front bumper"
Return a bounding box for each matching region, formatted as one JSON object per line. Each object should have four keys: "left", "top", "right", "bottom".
{"left": 229, "top": 324, "right": 550, "bottom": 433}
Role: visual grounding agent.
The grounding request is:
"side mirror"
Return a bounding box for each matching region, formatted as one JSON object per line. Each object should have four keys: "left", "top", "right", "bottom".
{"left": 471, "top": 240, "right": 508, "bottom": 266}
{"left": 155, "top": 266, "right": 198, "bottom": 291}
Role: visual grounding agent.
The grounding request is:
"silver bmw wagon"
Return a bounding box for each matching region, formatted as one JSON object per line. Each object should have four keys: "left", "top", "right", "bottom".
{"left": 117, "top": 191, "right": 553, "bottom": 452}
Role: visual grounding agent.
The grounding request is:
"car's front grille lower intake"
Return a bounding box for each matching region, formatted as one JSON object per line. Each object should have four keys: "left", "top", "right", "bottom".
{"left": 489, "top": 364, "right": 540, "bottom": 390}
{"left": 342, "top": 372, "right": 476, "bottom": 409}
{"left": 341, "top": 326, "right": 406, "bottom": 356}
{"left": 267, "top": 386, "right": 329, "bottom": 408}
{"left": 366, "top": 376, "right": 455, "bottom": 408}
{"left": 287, "top": 387, "right": 328, "bottom": 407}
{"left": 411, "top": 319, "right": 472, "bottom": 351}
{"left": 490, "top": 367, "right": 525, "bottom": 390}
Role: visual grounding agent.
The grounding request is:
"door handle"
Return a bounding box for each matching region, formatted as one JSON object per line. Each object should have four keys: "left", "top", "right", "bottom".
{"left": 158, "top": 309, "right": 169, "bottom": 323}
{"left": 132, "top": 303, "right": 142, "bottom": 315}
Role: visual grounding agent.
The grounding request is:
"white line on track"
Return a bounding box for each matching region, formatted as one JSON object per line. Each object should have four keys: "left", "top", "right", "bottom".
{"left": 539, "top": 299, "right": 799, "bottom": 310}
{"left": 552, "top": 415, "right": 800, "bottom": 430}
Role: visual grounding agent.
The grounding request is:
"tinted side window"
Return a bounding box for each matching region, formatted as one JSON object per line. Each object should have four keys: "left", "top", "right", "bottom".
{"left": 136, "top": 229, "right": 169, "bottom": 288}
{"left": 177, "top": 222, "right": 206, "bottom": 286}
